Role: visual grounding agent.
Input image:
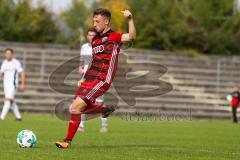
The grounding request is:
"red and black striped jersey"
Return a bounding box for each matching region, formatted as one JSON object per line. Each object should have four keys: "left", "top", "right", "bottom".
{"left": 85, "top": 29, "right": 122, "bottom": 84}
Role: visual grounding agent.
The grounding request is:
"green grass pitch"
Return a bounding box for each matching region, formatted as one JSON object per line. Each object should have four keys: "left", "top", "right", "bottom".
{"left": 0, "top": 113, "right": 240, "bottom": 160}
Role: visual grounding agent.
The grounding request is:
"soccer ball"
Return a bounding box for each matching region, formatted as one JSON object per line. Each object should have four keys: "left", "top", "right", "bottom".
{"left": 17, "top": 130, "right": 37, "bottom": 148}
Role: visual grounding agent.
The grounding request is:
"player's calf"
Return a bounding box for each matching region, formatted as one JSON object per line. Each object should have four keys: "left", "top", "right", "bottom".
{"left": 55, "top": 97, "right": 87, "bottom": 148}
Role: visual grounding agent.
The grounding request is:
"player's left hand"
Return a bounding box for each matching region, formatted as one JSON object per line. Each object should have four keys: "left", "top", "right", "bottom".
{"left": 77, "top": 79, "right": 85, "bottom": 87}
{"left": 121, "top": 10, "right": 132, "bottom": 19}
{"left": 20, "top": 83, "right": 26, "bottom": 92}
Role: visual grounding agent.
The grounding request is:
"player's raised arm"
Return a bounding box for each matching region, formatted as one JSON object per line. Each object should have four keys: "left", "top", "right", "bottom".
{"left": 121, "top": 10, "right": 136, "bottom": 42}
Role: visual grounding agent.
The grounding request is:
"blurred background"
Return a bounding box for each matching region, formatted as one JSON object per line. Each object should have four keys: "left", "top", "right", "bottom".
{"left": 0, "top": 0, "right": 239, "bottom": 120}
{"left": 1, "top": 0, "right": 240, "bottom": 55}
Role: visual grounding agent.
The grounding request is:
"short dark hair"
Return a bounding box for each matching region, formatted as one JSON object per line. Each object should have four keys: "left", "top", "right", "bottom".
{"left": 93, "top": 8, "right": 111, "bottom": 21}
{"left": 87, "top": 28, "right": 97, "bottom": 34}
{"left": 4, "top": 48, "right": 14, "bottom": 54}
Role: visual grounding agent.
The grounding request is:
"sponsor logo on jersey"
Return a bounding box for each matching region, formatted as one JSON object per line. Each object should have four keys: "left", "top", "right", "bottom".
{"left": 93, "top": 45, "right": 104, "bottom": 54}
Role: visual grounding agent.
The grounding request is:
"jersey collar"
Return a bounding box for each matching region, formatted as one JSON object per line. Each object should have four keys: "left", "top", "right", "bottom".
{"left": 92, "top": 29, "right": 113, "bottom": 42}
{"left": 100, "top": 29, "right": 113, "bottom": 37}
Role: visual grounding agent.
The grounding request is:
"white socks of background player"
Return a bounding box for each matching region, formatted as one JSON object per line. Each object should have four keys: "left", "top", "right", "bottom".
{"left": 101, "top": 117, "right": 107, "bottom": 127}
{"left": 79, "top": 115, "right": 107, "bottom": 128}
{"left": 0, "top": 101, "right": 11, "bottom": 120}
{"left": 0, "top": 101, "right": 21, "bottom": 120}
{"left": 12, "top": 102, "right": 22, "bottom": 119}
{"left": 79, "top": 114, "right": 85, "bottom": 128}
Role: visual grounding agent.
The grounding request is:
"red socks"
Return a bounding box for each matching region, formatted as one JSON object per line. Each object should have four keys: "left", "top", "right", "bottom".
{"left": 65, "top": 114, "right": 81, "bottom": 141}
{"left": 65, "top": 104, "right": 107, "bottom": 141}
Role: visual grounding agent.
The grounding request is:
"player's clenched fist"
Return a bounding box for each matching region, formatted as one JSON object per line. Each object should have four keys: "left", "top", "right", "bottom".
{"left": 121, "top": 10, "right": 132, "bottom": 19}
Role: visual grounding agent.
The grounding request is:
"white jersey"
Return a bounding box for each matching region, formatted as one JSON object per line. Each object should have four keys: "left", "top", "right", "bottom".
{"left": 1, "top": 58, "right": 23, "bottom": 98}
{"left": 80, "top": 43, "right": 93, "bottom": 74}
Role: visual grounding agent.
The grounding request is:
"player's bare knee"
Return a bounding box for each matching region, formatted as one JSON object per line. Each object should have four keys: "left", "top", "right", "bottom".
{"left": 71, "top": 97, "right": 87, "bottom": 112}
{"left": 70, "top": 104, "right": 84, "bottom": 113}
{"left": 69, "top": 104, "right": 78, "bottom": 114}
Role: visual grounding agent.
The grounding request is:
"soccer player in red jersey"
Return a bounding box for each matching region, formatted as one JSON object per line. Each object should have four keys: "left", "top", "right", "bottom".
{"left": 56, "top": 8, "right": 136, "bottom": 148}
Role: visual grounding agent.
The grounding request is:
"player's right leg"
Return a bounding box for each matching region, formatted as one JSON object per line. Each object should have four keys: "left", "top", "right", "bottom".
{"left": 1, "top": 86, "right": 16, "bottom": 120}
{"left": 0, "top": 99, "right": 11, "bottom": 120}
{"left": 55, "top": 97, "right": 87, "bottom": 148}
{"left": 56, "top": 80, "right": 114, "bottom": 148}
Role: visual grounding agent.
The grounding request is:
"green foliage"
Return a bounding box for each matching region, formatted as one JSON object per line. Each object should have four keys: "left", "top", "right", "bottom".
{"left": 61, "top": 0, "right": 129, "bottom": 48}
{"left": 99, "top": 0, "right": 129, "bottom": 32}
{"left": 62, "top": 0, "right": 89, "bottom": 32}
{"left": 130, "top": 0, "right": 204, "bottom": 52}
{"left": 60, "top": 0, "right": 91, "bottom": 48}
{"left": 130, "top": 0, "right": 240, "bottom": 55}
{"left": 0, "top": 0, "right": 58, "bottom": 43}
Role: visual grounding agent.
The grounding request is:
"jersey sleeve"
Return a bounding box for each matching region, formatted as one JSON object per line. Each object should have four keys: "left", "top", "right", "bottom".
{"left": 80, "top": 45, "right": 84, "bottom": 62}
{"left": 16, "top": 61, "right": 23, "bottom": 73}
{"left": 80, "top": 46, "right": 83, "bottom": 56}
{"left": 114, "top": 32, "right": 123, "bottom": 44}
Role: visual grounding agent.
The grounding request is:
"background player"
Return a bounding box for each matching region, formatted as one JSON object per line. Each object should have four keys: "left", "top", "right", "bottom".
{"left": 78, "top": 28, "right": 108, "bottom": 133}
{"left": 56, "top": 8, "right": 136, "bottom": 148}
{"left": 229, "top": 84, "right": 240, "bottom": 123}
{"left": 0, "top": 48, "right": 26, "bottom": 121}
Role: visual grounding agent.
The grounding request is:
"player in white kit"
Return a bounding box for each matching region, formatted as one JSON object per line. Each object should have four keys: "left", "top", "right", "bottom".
{"left": 78, "top": 28, "right": 108, "bottom": 133}
{"left": 0, "top": 48, "right": 26, "bottom": 121}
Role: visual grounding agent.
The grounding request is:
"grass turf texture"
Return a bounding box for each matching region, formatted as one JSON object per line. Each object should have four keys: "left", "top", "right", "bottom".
{"left": 0, "top": 113, "right": 239, "bottom": 160}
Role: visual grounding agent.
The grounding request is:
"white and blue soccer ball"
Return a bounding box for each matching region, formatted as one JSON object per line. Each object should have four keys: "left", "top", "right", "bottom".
{"left": 17, "top": 130, "right": 37, "bottom": 148}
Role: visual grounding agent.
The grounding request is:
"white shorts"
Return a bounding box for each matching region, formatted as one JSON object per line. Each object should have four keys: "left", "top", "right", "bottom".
{"left": 95, "top": 94, "right": 104, "bottom": 103}
{"left": 4, "top": 85, "right": 17, "bottom": 99}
